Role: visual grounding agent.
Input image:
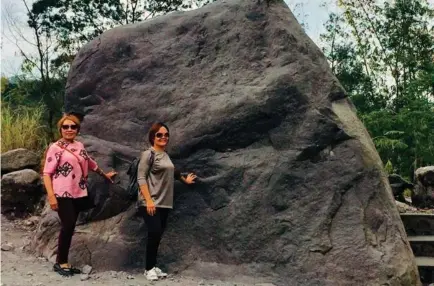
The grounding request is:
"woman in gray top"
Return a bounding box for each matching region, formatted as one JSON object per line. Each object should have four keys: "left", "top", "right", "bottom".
{"left": 137, "top": 122, "right": 196, "bottom": 281}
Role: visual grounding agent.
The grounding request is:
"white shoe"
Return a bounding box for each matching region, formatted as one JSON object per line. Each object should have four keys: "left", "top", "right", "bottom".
{"left": 154, "top": 267, "right": 168, "bottom": 278}
{"left": 145, "top": 268, "right": 159, "bottom": 281}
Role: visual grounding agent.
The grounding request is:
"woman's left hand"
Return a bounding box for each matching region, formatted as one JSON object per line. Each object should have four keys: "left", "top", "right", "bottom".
{"left": 105, "top": 170, "right": 118, "bottom": 183}
{"left": 184, "top": 173, "right": 197, "bottom": 184}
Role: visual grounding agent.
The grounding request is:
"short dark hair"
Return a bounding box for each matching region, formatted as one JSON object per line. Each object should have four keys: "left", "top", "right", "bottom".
{"left": 148, "top": 122, "right": 169, "bottom": 146}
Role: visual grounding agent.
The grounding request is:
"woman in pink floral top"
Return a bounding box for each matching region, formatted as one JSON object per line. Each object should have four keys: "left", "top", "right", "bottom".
{"left": 42, "top": 114, "right": 117, "bottom": 277}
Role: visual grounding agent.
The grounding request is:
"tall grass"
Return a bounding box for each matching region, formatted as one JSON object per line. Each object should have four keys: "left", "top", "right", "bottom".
{"left": 1, "top": 103, "right": 49, "bottom": 153}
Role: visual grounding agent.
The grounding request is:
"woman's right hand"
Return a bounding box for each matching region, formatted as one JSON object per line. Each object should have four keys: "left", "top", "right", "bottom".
{"left": 146, "top": 200, "right": 156, "bottom": 216}
{"left": 48, "top": 195, "right": 58, "bottom": 211}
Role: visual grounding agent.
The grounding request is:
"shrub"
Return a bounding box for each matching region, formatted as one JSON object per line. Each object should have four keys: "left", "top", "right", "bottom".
{"left": 1, "top": 103, "right": 49, "bottom": 154}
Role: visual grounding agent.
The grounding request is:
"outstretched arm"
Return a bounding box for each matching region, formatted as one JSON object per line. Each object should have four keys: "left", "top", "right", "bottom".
{"left": 88, "top": 154, "right": 117, "bottom": 183}
{"left": 175, "top": 169, "right": 197, "bottom": 185}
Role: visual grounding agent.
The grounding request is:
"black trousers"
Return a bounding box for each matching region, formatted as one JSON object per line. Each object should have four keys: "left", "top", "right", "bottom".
{"left": 56, "top": 197, "right": 86, "bottom": 264}
{"left": 140, "top": 207, "right": 170, "bottom": 270}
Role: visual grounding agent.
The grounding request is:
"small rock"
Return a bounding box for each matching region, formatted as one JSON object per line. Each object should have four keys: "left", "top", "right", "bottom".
{"left": 80, "top": 274, "right": 90, "bottom": 281}
{"left": 199, "top": 281, "right": 205, "bottom": 286}
{"left": 127, "top": 275, "right": 135, "bottom": 279}
{"left": 24, "top": 216, "right": 39, "bottom": 226}
{"left": 82, "top": 264, "right": 92, "bottom": 274}
{"left": 110, "top": 271, "right": 118, "bottom": 278}
{"left": 1, "top": 243, "right": 14, "bottom": 251}
{"left": 27, "top": 271, "right": 34, "bottom": 276}
{"left": 34, "top": 283, "right": 43, "bottom": 286}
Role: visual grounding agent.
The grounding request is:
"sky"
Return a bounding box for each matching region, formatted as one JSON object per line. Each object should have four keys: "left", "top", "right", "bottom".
{"left": 0, "top": 0, "right": 337, "bottom": 77}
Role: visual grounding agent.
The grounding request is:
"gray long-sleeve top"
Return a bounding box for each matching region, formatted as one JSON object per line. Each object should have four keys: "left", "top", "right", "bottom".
{"left": 137, "top": 148, "right": 175, "bottom": 208}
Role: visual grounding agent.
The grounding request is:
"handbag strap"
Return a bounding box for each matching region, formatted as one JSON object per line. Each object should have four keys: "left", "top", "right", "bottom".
{"left": 147, "top": 150, "right": 155, "bottom": 179}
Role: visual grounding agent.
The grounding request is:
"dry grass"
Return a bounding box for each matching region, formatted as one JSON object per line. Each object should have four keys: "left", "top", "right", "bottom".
{"left": 1, "top": 103, "right": 49, "bottom": 153}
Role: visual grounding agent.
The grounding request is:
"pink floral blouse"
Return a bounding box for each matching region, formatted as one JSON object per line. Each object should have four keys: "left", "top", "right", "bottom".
{"left": 43, "top": 140, "right": 98, "bottom": 198}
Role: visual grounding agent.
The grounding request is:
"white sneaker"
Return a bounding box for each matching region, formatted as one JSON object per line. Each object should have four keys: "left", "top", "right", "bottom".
{"left": 145, "top": 268, "right": 159, "bottom": 281}
{"left": 154, "top": 267, "right": 168, "bottom": 278}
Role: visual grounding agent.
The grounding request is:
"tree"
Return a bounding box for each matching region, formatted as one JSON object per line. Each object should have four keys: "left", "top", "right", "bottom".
{"left": 320, "top": 11, "right": 385, "bottom": 114}
{"left": 3, "top": 0, "right": 215, "bottom": 139}
{"left": 2, "top": 0, "right": 65, "bottom": 138}
{"left": 337, "top": 0, "right": 434, "bottom": 108}
{"left": 30, "top": 0, "right": 214, "bottom": 68}
{"left": 1, "top": 77, "right": 8, "bottom": 94}
{"left": 320, "top": 0, "right": 434, "bottom": 179}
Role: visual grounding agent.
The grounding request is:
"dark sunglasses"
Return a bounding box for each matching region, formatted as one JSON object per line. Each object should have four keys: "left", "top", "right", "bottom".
{"left": 155, "top": 132, "right": 169, "bottom": 139}
{"left": 61, "top": 124, "right": 79, "bottom": 130}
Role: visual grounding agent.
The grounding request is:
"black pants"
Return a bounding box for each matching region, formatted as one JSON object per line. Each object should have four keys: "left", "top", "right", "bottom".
{"left": 140, "top": 207, "right": 170, "bottom": 270}
{"left": 56, "top": 197, "right": 85, "bottom": 264}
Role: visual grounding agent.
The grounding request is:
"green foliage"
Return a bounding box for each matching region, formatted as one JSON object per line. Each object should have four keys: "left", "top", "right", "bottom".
{"left": 1, "top": 103, "right": 49, "bottom": 153}
{"left": 4, "top": 0, "right": 216, "bottom": 147}
{"left": 30, "top": 0, "right": 214, "bottom": 65}
{"left": 384, "top": 160, "right": 394, "bottom": 175}
{"left": 1, "top": 76, "right": 66, "bottom": 141}
{"left": 321, "top": 0, "right": 434, "bottom": 179}
{"left": 362, "top": 97, "right": 434, "bottom": 177}
{"left": 0, "top": 77, "right": 8, "bottom": 93}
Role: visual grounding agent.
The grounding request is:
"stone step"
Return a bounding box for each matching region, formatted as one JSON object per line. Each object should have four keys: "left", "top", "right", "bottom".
{"left": 400, "top": 213, "right": 434, "bottom": 236}
{"left": 409, "top": 235, "right": 434, "bottom": 242}
{"left": 416, "top": 257, "right": 434, "bottom": 284}
{"left": 416, "top": 257, "right": 434, "bottom": 267}
{"left": 408, "top": 235, "right": 434, "bottom": 257}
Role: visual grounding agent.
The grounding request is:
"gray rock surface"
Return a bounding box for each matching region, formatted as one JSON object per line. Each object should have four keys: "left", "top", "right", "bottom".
{"left": 1, "top": 243, "right": 14, "bottom": 251}
{"left": 32, "top": 0, "right": 420, "bottom": 285}
{"left": 82, "top": 265, "right": 93, "bottom": 275}
{"left": 1, "top": 148, "right": 40, "bottom": 175}
{"left": 1, "top": 169, "right": 44, "bottom": 217}
{"left": 413, "top": 166, "right": 434, "bottom": 208}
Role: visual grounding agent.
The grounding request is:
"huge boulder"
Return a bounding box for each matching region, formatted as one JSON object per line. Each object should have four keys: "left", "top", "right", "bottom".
{"left": 412, "top": 166, "right": 434, "bottom": 208}
{"left": 32, "top": 0, "right": 420, "bottom": 285}
{"left": 1, "top": 169, "right": 44, "bottom": 217}
{"left": 1, "top": 148, "right": 40, "bottom": 175}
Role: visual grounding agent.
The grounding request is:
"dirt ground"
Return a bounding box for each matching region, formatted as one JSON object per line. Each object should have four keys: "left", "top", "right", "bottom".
{"left": 0, "top": 215, "right": 276, "bottom": 286}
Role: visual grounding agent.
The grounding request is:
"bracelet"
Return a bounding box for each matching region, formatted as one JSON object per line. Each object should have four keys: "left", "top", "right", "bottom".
{"left": 96, "top": 168, "right": 105, "bottom": 176}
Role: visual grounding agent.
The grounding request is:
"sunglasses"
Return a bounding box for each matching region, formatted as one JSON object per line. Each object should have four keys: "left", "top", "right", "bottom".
{"left": 155, "top": 132, "right": 169, "bottom": 139}
{"left": 61, "top": 124, "right": 79, "bottom": 130}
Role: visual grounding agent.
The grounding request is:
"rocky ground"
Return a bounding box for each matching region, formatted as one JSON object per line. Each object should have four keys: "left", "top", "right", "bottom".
{"left": 0, "top": 215, "right": 275, "bottom": 286}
